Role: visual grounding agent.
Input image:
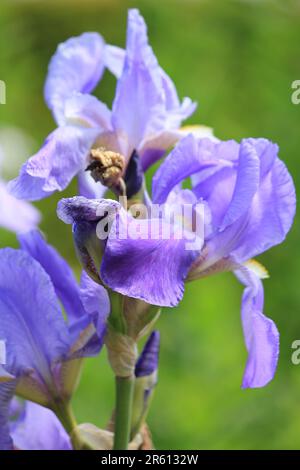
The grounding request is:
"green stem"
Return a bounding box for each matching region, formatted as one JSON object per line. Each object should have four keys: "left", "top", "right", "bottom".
{"left": 113, "top": 376, "right": 135, "bottom": 450}
{"left": 52, "top": 400, "right": 83, "bottom": 450}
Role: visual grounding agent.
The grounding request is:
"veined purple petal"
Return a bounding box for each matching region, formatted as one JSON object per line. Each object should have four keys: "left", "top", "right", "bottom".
{"left": 228, "top": 153, "right": 296, "bottom": 262}
{"left": 0, "top": 180, "right": 41, "bottom": 232}
{"left": 10, "top": 400, "right": 72, "bottom": 450}
{"left": 0, "top": 248, "right": 70, "bottom": 383}
{"left": 152, "top": 135, "right": 220, "bottom": 204}
{"left": 18, "top": 230, "right": 109, "bottom": 358}
{"left": 111, "top": 9, "right": 166, "bottom": 159}
{"left": 44, "top": 32, "right": 105, "bottom": 125}
{"left": 101, "top": 206, "right": 198, "bottom": 307}
{"left": 18, "top": 230, "right": 86, "bottom": 323}
{"left": 135, "top": 331, "right": 160, "bottom": 377}
{"left": 58, "top": 196, "right": 199, "bottom": 307}
{"left": 193, "top": 165, "right": 237, "bottom": 232}
{"left": 57, "top": 196, "right": 119, "bottom": 283}
{"left": 57, "top": 196, "right": 119, "bottom": 224}
{"left": 9, "top": 126, "right": 99, "bottom": 201}
{"left": 219, "top": 139, "right": 260, "bottom": 231}
{"left": 235, "top": 267, "right": 279, "bottom": 388}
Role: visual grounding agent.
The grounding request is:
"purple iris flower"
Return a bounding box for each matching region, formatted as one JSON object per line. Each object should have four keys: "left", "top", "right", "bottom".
{"left": 8, "top": 9, "right": 207, "bottom": 202}
{"left": 57, "top": 134, "right": 296, "bottom": 389}
{"left": 9, "top": 399, "right": 72, "bottom": 450}
{"left": 135, "top": 331, "right": 160, "bottom": 378}
{"left": 0, "top": 230, "right": 109, "bottom": 450}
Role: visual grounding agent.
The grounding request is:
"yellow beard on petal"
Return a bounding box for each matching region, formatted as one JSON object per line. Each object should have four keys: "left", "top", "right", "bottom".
{"left": 243, "top": 259, "right": 269, "bottom": 279}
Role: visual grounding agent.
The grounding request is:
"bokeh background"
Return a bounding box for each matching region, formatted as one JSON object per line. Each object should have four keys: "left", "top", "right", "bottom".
{"left": 0, "top": 0, "right": 300, "bottom": 449}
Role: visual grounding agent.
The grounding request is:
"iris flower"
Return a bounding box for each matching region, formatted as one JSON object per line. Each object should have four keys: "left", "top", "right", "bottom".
{"left": 0, "top": 230, "right": 109, "bottom": 449}
{"left": 9, "top": 9, "right": 211, "bottom": 201}
{"left": 57, "top": 134, "right": 296, "bottom": 389}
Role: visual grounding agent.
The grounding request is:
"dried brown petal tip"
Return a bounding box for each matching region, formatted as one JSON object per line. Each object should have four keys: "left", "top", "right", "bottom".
{"left": 87, "top": 148, "right": 125, "bottom": 187}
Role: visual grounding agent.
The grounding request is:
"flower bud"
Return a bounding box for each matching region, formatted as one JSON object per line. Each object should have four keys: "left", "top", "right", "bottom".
{"left": 131, "top": 331, "right": 160, "bottom": 438}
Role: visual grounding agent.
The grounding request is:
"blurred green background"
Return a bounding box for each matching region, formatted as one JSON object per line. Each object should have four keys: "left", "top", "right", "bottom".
{"left": 0, "top": 0, "right": 300, "bottom": 450}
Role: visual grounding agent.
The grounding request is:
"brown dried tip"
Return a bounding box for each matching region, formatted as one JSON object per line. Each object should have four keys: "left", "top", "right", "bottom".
{"left": 86, "top": 148, "right": 125, "bottom": 188}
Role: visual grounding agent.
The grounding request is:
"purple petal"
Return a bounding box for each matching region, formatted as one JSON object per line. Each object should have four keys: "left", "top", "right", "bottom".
{"left": 58, "top": 196, "right": 198, "bottom": 306}
{"left": 0, "top": 180, "right": 41, "bottom": 232}
{"left": 235, "top": 267, "right": 279, "bottom": 388}
{"left": 57, "top": 196, "right": 119, "bottom": 224}
{"left": 78, "top": 170, "right": 107, "bottom": 199}
{"left": 18, "top": 230, "right": 108, "bottom": 358}
{"left": 9, "top": 126, "right": 99, "bottom": 201}
{"left": 44, "top": 32, "right": 105, "bottom": 124}
{"left": 193, "top": 166, "right": 237, "bottom": 232}
{"left": 104, "top": 44, "right": 125, "bottom": 78}
{"left": 219, "top": 140, "right": 260, "bottom": 231}
{"left": 10, "top": 401, "right": 72, "bottom": 450}
{"left": 18, "top": 230, "right": 86, "bottom": 323}
{"left": 111, "top": 9, "right": 166, "bottom": 158}
{"left": 135, "top": 331, "right": 160, "bottom": 377}
{"left": 64, "top": 93, "right": 112, "bottom": 129}
{"left": 0, "top": 248, "right": 70, "bottom": 383}
{"left": 79, "top": 270, "right": 110, "bottom": 339}
{"left": 229, "top": 149, "right": 296, "bottom": 261}
{"left": 152, "top": 135, "right": 220, "bottom": 204}
{"left": 57, "top": 196, "right": 118, "bottom": 283}
{"left": 101, "top": 207, "right": 198, "bottom": 307}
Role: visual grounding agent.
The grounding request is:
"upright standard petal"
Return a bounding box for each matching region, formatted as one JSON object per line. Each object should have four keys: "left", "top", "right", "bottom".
{"left": 111, "top": 9, "right": 166, "bottom": 159}
{"left": 224, "top": 148, "right": 296, "bottom": 262}
{"left": 219, "top": 139, "right": 260, "bottom": 231}
{"left": 10, "top": 401, "right": 72, "bottom": 450}
{"left": 9, "top": 126, "right": 99, "bottom": 201}
{"left": 0, "top": 180, "right": 41, "bottom": 233}
{"left": 152, "top": 135, "right": 221, "bottom": 204}
{"left": 44, "top": 32, "right": 105, "bottom": 124}
{"left": 235, "top": 267, "right": 279, "bottom": 388}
